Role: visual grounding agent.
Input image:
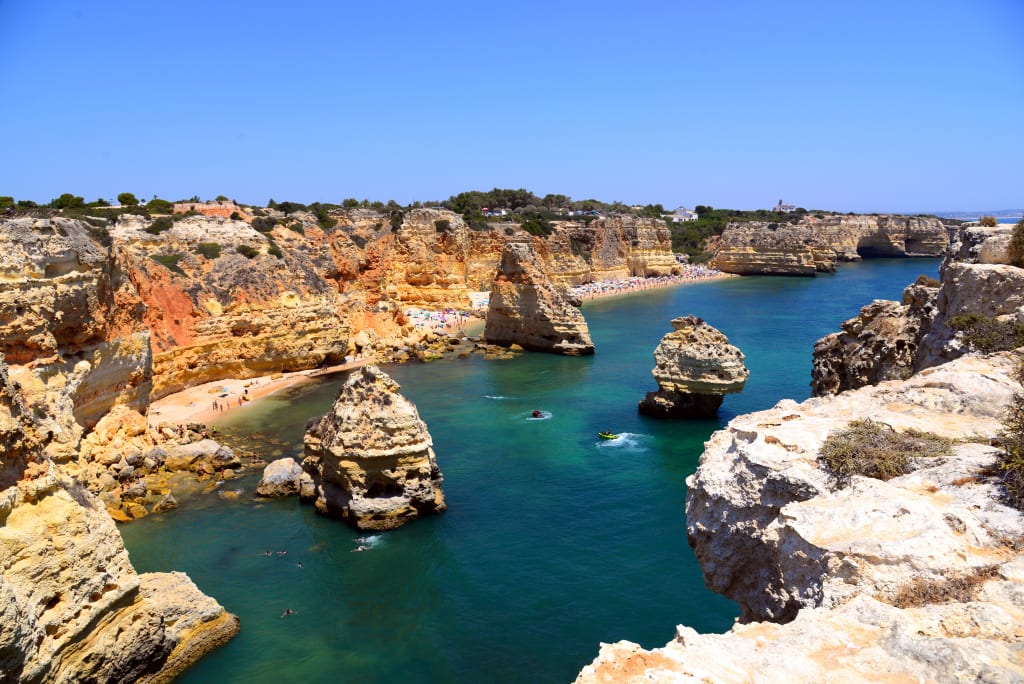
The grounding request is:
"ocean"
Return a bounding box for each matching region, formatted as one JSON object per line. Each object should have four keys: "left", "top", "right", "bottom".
{"left": 120, "top": 257, "right": 941, "bottom": 683}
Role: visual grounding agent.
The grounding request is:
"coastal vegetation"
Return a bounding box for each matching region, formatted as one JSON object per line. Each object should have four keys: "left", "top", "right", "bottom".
{"left": 819, "top": 419, "right": 952, "bottom": 486}
{"left": 1009, "top": 219, "right": 1024, "bottom": 267}
{"left": 948, "top": 312, "right": 1024, "bottom": 352}
{"left": 997, "top": 362, "right": 1024, "bottom": 511}
{"left": 195, "top": 242, "right": 221, "bottom": 259}
{"left": 151, "top": 252, "right": 185, "bottom": 274}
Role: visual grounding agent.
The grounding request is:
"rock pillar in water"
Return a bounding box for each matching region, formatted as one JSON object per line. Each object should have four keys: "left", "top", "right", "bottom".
{"left": 302, "top": 364, "right": 446, "bottom": 530}
{"left": 638, "top": 315, "right": 748, "bottom": 419}
{"left": 484, "top": 241, "right": 595, "bottom": 355}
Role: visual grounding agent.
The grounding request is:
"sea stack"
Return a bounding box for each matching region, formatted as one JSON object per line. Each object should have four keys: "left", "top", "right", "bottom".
{"left": 484, "top": 241, "right": 595, "bottom": 355}
{"left": 302, "top": 364, "right": 446, "bottom": 530}
{"left": 638, "top": 315, "right": 748, "bottom": 419}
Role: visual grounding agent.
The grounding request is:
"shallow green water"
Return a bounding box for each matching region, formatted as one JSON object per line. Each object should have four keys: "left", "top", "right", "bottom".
{"left": 120, "top": 258, "right": 939, "bottom": 683}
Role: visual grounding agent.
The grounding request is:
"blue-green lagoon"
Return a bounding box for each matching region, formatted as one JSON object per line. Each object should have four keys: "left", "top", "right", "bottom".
{"left": 120, "top": 258, "right": 940, "bottom": 683}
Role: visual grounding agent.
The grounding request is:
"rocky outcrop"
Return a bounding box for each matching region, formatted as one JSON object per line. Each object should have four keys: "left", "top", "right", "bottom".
{"left": 541, "top": 216, "right": 680, "bottom": 286}
{"left": 256, "top": 457, "right": 309, "bottom": 498}
{"left": 484, "top": 242, "right": 595, "bottom": 355}
{"left": 810, "top": 277, "right": 938, "bottom": 396}
{"left": 638, "top": 316, "right": 748, "bottom": 418}
{"left": 302, "top": 365, "right": 446, "bottom": 530}
{"left": 813, "top": 225, "right": 1024, "bottom": 396}
{"left": 0, "top": 356, "right": 238, "bottom": 682}
{"left": 713, "top": 215, "right": 948, "bottom": 276}
{"left": 578, "top": 351, "right": 1024, "bottom": 683}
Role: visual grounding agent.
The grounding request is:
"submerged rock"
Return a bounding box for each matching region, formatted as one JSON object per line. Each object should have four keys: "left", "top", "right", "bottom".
{"left": 484, "top": 241, "right": 595, "bottom": 355}
{"left": 638, "top": 315, "right": 748, "bottom": 418}
{"left": 302, "top": 365, "right": 446, "bottom": 530}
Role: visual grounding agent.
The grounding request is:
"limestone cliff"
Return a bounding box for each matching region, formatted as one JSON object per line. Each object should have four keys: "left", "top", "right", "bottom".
{"left": 541, "top": 216, "right": 681, "bottom": 286}
{"left": 578, "top": 351, "right": 1024, "bottom": 683}
{"left": 713, "top": 214, "right": 948, "bottom": 276}
{"left": 302, "top": 365, "right": 446, "bottom": 530}
{"left": 638, "top": 316, "right": 748, "bottom": 418}
{"left": 484, "top": 241, "right": 595, "bottom": 355}
{"left": 0, "top": 355, "right": 238, "bottom": 682}
{"left": 812, "top": 224, "right": 1023, "bottom": 396}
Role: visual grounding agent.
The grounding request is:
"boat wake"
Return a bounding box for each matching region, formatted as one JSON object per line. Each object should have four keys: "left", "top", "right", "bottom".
{"left": 595, "top": 432, "right": 649, "bottom": 452}
{"left": 526, "top": 410, "right": 552, "bottom": 421}
{"left": 484, "top": 395, "right": 510, "bottom": 400}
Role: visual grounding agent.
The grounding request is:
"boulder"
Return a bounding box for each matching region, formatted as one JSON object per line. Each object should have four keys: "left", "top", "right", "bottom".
{"left": 256, "top": 457, "right": 304, "bottom": 497}
{"left": 302, "top": 365, "right": 446, "bottom": 530}
{"left": 638, "top": 316, "right": 748, "bottom": 418}
{"left": 484, "top": 242, "right": 595, "bottom": 355}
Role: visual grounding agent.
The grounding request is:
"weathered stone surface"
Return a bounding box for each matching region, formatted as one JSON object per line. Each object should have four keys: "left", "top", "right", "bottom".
{"left": 256, "top": 457, "right": 304, "bottom": 497}
{"left": 0, "top": 355, "right": 237, "bottom": 683}
{"left": 814, "top": 225, "right": 1024, "bottom": 395}
{"left": 578, "top": 351, "right": 1024, "bottom": 683}
{"left": 484, "top": 241, "right": 595, "bottom": 355}
{"left": 638, "top": 316, "right": 748, "bottom": 418}
{"left": 713, "top": 215, "right": 948, "bottom": 276}
{"left": 302, "top": 365, "right": 446, "bottom": 530}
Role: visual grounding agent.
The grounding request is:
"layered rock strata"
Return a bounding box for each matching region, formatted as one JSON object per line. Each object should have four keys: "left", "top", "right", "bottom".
{"left": 0, "top": 356, "right": 238, "bottom": 682}
{"left": 638, "top": 316, "right": 748, "bottom": 418}
{"left": 484, "top": 242, "right": 595, "bottom": 355}
{"left": 302, "top": 365, "right": 446, "bottom": 530}
{"left": 713, "top": 214, "right": 948, "bottom": 276}
{"left": 578, "top": 351, "right": 1024, "bottom": 683}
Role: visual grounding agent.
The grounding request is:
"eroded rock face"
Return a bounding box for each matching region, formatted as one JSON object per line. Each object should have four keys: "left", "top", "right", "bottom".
{"left": 813, "top": 225, "right": 1024, "bottom": 396}
{"left": 638, "top": 316, "right": 748, "bottom": 418}
{"left": 302, "top": 365, "right": 445, "bottom": 530}
{"left": 713, "top": 215, "right": 948, "bottom": 276}
{"left": 484, "top": 242, "right": 595, "bottom": 355}
{"left": 0, "top": 356, "right": 238, "bottom": 683}
{"left": 578, "top": 351, "right": 1024, "bottom": 683}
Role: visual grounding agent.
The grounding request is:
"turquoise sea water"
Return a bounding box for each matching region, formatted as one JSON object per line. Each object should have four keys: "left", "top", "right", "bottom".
{"left": 120, "top": 258, "right": 940, "bottom": 684}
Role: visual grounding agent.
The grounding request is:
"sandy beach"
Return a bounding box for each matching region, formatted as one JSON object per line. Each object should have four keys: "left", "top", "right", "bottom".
{"left": 147, "top": 268, "right": 727, "bottom": 428}
{"left": 146, "top": 358, "right": 374, "bottom": 429}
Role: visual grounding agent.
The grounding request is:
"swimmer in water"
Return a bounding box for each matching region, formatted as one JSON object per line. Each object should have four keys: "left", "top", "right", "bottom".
{"left": 281, "top": 609, "right": 296, "bottom": 618}
{"left": 351, "top": 545, "right": 367, "bottom": 552}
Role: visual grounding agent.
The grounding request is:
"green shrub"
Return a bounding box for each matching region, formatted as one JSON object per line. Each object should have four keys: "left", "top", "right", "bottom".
{"left": 287, "top": 223, "right": 305, "bottom": 235}
{"left": 145, "top": 216, "right": 173, "bottom": 234}
{"left": 390, "top": 211, "right": 404, "bottom": 231}
{"left": 266, "top": 236, "right": 283, "bottom": 259}
{"left": 819, "top": 419, "right": 952, "bottom": 487}
{"left": 252, "top": 216, "right": 277, "bottom": 232}
{"left": 230, "top": 211, "right": 242, "bottom": 221}
{"left": 310, "top": 202, "right": 337, "bottom": 230}
{"left": 1008, "top": 220, "right": 1024, "bottom": 268}
{"left": 949, "top": 313, "right": 1024, "bottom": 353}
{"left": 195, "top": 242, "right": 221, "bottom": 259}
{"left": 979, "top": 216, "right": 998, "bottom": 227}
{"left": 147, "top": 198, "right": 173, "bottom": 214}
{"left": 236, "top": 244, "right": 259, "bottom": 259}
{"left": 996, "top": 362, "right": 1024, "bottom": 511}
{"left": 151, "top": 253, "right": 185, "bottom": 275}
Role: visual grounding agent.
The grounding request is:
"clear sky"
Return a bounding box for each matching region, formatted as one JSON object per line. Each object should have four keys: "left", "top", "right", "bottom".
{"left": 2, "top": 0, "right": 1021, "bottom": 213}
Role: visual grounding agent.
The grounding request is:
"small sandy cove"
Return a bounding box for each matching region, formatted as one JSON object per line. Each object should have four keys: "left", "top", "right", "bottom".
{"left": 147, "top": 271, "right": 729, "bottom": 429}
{"left": 146, "top": 358, "right": 373, "bottom": 429}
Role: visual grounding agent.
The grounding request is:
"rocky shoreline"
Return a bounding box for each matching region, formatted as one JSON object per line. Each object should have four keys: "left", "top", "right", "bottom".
{"left": 576, "top": 225, "right": 1024, "bottom": 682}
{"left": 1, "top": 204, "right": 1013, "bottom": 682}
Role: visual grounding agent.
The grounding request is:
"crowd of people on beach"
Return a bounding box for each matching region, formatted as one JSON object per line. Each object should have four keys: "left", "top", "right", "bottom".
{"left": 569, "top": 265, "right": 726, "bottom": 300}
{"left": 404, "top": 307, "right": 474, "bottom": 333}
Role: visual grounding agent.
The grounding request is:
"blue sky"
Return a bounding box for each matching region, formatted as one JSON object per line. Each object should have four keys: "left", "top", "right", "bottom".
{"left": 2, "top": 1, "right": 1021, "bottom": 213}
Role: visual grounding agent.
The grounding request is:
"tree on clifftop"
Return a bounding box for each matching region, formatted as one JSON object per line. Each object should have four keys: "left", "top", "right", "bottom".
{"left": 52, "top": 193, "right": 85, "bottom": 209}
{"left": 117, "top": 192, "right": 139, "bottom": 206}
{"left": 979, "top": 216, "right": 998, "bottom": 227}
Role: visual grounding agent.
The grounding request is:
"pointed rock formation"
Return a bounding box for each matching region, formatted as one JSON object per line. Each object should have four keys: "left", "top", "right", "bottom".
{"left": 484, "top": 241, "right": 595, "bottom": 355}
{"left": 638, "top": 315, "right": 748, "bottom": 418}
{"left": 302, "top": 365, "right": 446, "bottom": 530}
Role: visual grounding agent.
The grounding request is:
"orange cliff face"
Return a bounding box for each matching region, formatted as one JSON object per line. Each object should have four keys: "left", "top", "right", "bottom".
{"left": 1, "top": 208, "right": 682, "bottom": 407}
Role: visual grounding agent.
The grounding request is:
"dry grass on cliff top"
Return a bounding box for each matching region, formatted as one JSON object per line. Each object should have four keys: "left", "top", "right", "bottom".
{"left": 819, "top": 419, "right": 952, "bottom": 487}
{"left": 889, "top": 565, "right": 1000, "bottom": 608}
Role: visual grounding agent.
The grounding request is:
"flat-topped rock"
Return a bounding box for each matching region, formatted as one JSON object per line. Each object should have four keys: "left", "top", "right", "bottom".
{"left": 638, "top": 315, "right": 748, "bottom": 418}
